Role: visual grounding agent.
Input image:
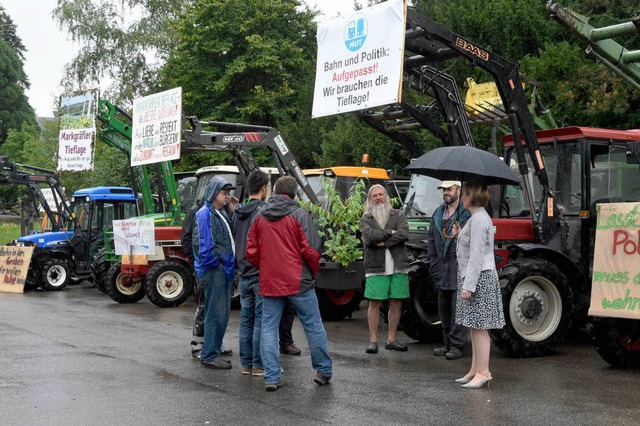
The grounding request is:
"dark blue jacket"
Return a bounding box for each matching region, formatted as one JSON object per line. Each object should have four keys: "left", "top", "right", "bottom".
{"left": 232, "top": 198, "right": 265, "bottom": 277}
{"left": 426, "top": 203, "right": 470, "bottom": 290}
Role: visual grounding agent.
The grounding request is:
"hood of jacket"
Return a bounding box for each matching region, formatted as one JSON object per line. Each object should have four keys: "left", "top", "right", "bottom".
{"left": 204, "top": 176, "right": 232, "bottom": 205}
{"left": 261, "top": 194, "right": 299, "bottom": 221}
{"left": 235, "top": 198, "right": 264, "bottom": 220}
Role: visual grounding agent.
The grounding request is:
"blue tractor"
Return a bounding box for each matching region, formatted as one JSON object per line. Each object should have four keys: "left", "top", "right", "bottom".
{"left": 14, "top": 187, "right": 139, "bottom": 291}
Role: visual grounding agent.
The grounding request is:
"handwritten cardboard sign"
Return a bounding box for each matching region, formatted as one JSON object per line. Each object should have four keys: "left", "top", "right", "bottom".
{"left": 312, "top": 0, "right": 406, "bottom": 118}
{"left": 589, "top": 202, "right": 640, "bottom": 319}
{"left": 0, "top": 246, "right": 34, "bottom": 294}
{"left": 113, "top": 218, "right": 155, "bottom": 256}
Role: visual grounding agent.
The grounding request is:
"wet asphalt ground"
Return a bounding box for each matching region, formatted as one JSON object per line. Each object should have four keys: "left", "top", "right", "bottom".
{"left": 1, "top": 282, "right": 639, "bottom": 425}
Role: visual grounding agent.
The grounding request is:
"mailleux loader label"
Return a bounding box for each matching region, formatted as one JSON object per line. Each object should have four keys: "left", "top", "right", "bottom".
{"left": 0, "top": 246, "right": 34, "bottom": 294}
{"left": 589, "top": 202, "right": 640, "bottom": 319}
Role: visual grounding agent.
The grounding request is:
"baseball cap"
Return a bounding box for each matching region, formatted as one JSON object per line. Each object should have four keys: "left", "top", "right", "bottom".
{"left": 437, "top": 180, "right": 461, "bottom": 189}
{"left": 221, "top": 183, "right": 235, "bottom": 191}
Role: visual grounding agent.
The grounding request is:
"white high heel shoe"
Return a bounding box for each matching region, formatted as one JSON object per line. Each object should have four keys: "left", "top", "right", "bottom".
{"left": 454, "top": 375, "right": 473, "bottom": 384}
{"left": 461, "top": 373, "right": 492, "bottom": 389}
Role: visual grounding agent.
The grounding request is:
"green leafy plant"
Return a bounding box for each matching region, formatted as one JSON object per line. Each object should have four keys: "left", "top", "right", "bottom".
{"left": 302, "top": 178, "right": 367, "bottom": 267}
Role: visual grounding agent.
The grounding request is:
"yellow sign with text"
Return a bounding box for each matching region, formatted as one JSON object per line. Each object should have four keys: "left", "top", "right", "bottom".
{"left": 0, "top": 246, "right": 34, "bottom": 294}
{"left": 589, "top": 202, "right": 640, "bottom": 319}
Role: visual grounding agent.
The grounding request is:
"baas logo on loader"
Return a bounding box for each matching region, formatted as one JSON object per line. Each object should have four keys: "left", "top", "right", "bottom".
{"left": 455, "top": 38, "right": 489, "bottom": 61}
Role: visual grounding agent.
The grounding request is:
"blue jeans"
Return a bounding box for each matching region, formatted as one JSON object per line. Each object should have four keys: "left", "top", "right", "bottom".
{"left": 261, "top": 289, "right": 333, "bottom": 384}
{"left": 239, "top": 274, "right": 262, "bottom": 369}
{"left": 199, "top": 267, "right": 231, "bottom": 363}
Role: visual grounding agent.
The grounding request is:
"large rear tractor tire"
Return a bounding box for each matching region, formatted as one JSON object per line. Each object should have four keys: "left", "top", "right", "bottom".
{"left": 144, "top": 261, "right": 194, "bottom": 308}
{"left": 90, "top": 248, "right": 109, "bottom": 293}
{"left": 592, "top": 318, "right": 640, "bottom": 368}
{"left": 104, "top": 262, "right": 145, "bottom": 304}
{"left": 317, "top": 288, "right": 363, "bottom": 321}
{"left": 41, "top": 258, "right": 70, "bottom": 291}
{"left": 490, "top": 257, "right": 573, "bottom": 357}
{"left": 398, "top": 259, "right": 442, "bottom": 343}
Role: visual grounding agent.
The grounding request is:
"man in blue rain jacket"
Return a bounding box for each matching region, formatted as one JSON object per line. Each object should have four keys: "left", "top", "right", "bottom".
{"left": 193, "top": 176, "right": 238, "bottom": 369}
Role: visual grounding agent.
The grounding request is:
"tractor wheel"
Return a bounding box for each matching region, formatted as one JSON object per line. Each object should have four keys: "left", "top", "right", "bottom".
{"left": 316, "top": 288, "right": 363, "bottom": 321}
{"left": 592, "top": 318, "right": 640, "bottom": 368}
{"left": 490, "top": 257, "right": 573, "bottom": 357}
{"left": 104, "top": 262, "right": 145, "bottom": 304}
{"left": 90, "top": 248, "right": 109, "bottom": 293}
{"left": 144, "top": 261, "right": 194, "bottom": 308}
{"left": 41, "top": 258, "right": 70, "bottom": 291}
{"left": 397, "top": 259, "right": 442, "bottom": 343}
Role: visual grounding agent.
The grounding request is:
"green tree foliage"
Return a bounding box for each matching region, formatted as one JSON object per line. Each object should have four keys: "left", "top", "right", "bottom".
{"left": 0, "top": 122, "right": 56, "bottom": 202}
{"left": 416, "top": 0, "right": 640, "bottom": 131}
{"left": 161, "top": 0, "right": 329, "bottom": 169}
{"left": 302, "top": 178, "right": 367, "bottom": 266}
{"left": 0, "top": 6, "right": 36, "bottom": 144}
{"left": 161, "top": 0, "right": 317, "bottom": 124}
{"left": 53, "top": 0, "right": 187, "bottom": 105}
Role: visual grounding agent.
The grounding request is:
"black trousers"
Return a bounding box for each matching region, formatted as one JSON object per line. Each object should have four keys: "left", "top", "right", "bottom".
{"left": 437, "top": 289, "right": 468, "bottom": 350}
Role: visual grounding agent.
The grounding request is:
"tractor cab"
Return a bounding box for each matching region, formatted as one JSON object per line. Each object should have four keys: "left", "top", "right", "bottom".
{"left": 303, "top": 166, "right": 390, "bottom": 208}
{"left": 193, "top": 165, "right": 280, "bottom": 205}
{"left": 401, "top": 174, "right": 445, "bottom": 244}
{"left": 70, "top": 187, "right": 139, "bottom": 264}
{"left": 501, "top": 127, "right": 640, "bottom": 279}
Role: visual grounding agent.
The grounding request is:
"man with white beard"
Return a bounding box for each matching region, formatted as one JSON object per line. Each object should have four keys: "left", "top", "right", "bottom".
{"left": 360, "top": 185, "right": 410, "bottom": 354}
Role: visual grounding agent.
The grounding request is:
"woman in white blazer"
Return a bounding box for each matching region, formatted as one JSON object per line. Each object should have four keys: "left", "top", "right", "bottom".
{"left": 454, "top": 183, "right": 505, "bottom": 389}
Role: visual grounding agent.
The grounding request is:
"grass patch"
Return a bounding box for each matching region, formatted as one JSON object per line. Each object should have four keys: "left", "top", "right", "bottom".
{"left": 0, "top": 222, "right": 21, "bottom": 245}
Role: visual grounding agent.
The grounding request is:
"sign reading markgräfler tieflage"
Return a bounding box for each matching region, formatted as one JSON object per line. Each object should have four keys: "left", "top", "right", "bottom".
{"left": 131, "top": 87, "right": 182, "bottom": 166}
{"left": 58, "top": 90, "right": 98, "bottom": 171}
{"left": 312, "top": 0, "right": 406, "bottom": 118}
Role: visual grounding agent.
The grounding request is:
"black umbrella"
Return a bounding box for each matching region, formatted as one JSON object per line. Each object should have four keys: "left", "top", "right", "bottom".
{"left": 406, "top": 146, "right": 520, "bottom": 185}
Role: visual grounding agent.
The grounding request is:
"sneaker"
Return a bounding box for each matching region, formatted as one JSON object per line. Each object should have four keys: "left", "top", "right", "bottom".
{"left": 221, "top": 346, "right": 233, "bottom": 356}
{"left": 433, "top": 347, "right": 449, "bottom": 357}
{"left": 241, "top": 367, "right": 253, "bottom": 375}
{"left": 385, "top": 340, "right": 408, "bottom": 352}
{"left": 265, "top": 381, "right": 282, "bottom": 392}
{"left": 202, "top": 357, "right": 232, "bottom": 370}
{"left": 445, "top": 347, "right": 464, "bottom": 360}
{"left": 252, "top": 368, "right": 264, "bottom": 377}
{"left": 190, "top": 341, "right": 203, "bottom": 359}
{"left": 280, "top": 344, "right": 302, "bottom": 356}
{"left": 313, "top": 372, "right": 331, "bottom": 386}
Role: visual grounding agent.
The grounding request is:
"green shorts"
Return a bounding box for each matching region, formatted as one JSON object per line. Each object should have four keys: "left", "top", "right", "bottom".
{"left": 365, "top": 273, "right": 409, "bottom": 300}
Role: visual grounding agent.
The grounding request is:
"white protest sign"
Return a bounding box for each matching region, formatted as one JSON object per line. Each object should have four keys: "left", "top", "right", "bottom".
{"left": 58, "top": 90, "right": 97, "bottom": 171}
{"left": 312, "top": 0, "right": 406, "bottom": 118}
{"left": 132, "top": 87, "right": 182, "bottom": 166}
{"left": 113, "top": 218, "right": 155, "bottom": 255}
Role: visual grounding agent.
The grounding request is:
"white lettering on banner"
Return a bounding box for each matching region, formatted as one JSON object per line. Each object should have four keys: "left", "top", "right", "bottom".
{"left": 312, "top": 0, "right": 405, "bottom": 118}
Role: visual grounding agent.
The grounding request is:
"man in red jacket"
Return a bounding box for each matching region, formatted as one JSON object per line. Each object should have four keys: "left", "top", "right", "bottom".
{"left": 246, "top": 176, "right": 333, "bottom": 392}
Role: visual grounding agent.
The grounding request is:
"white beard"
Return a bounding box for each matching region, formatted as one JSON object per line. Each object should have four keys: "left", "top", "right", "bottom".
{"left": 371, "top": 203, "right": 391, "bottom": 229}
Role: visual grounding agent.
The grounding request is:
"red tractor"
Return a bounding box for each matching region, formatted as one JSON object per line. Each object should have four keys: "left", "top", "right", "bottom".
{"left": 360, "top": 8, "right": 640, "bottom": 357}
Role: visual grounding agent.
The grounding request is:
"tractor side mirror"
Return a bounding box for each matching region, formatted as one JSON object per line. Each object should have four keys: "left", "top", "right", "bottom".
{"left": 626, "top": 142, "right": 640, "bottom": 164}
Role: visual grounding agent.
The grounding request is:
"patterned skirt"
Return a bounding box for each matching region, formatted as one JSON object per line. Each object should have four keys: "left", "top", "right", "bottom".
{"left": 455, "top": 269, "right": 506, "bottom": 330}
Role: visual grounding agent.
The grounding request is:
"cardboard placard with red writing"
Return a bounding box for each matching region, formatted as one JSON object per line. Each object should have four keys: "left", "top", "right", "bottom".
{"left": 0, "top": 246, "right": 34, "bottom": 294}
{"left": 589, "top": 202, "right": 640, "bottom": 319}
